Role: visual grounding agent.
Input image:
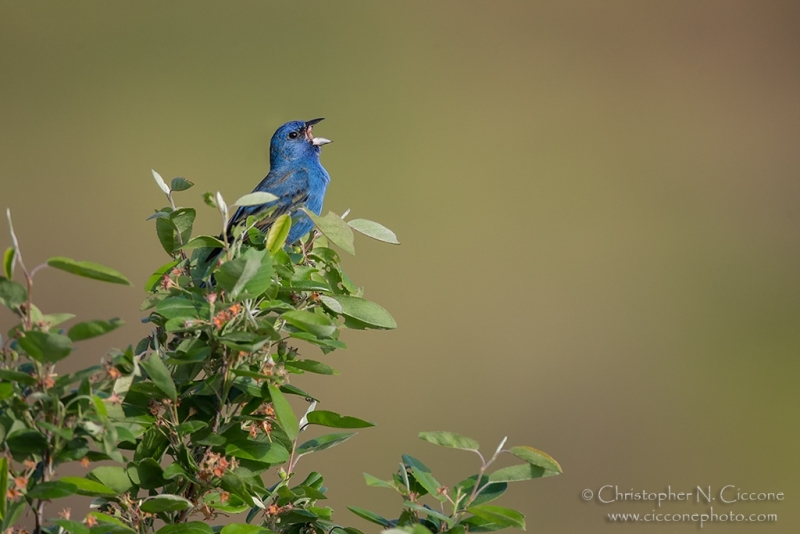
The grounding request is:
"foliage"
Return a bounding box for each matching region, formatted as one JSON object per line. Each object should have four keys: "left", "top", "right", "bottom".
{"left": 0, "top": 209, "right": 132, "bottom": 534}
{"left": 0, "top": 172, "right": 559, "bottom": 534}
{"left": 353, "top": 432, "right": 562, "bottom": 533}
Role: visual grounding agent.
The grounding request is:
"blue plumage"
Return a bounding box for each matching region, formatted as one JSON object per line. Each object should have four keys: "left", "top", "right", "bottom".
{"left": 227, "top": 118, "right": 331, "bottom": 245}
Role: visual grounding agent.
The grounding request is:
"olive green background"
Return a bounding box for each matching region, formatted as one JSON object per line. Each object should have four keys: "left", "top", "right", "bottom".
{"left": 1, "top": 1, "right": 799, "bottom": 532}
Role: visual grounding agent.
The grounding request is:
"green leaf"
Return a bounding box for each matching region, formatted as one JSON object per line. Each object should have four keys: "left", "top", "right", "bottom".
{"left": 454, "top": 475, "right": 506, "bottom": 507}
{"left": 235, "top": 191, "right": 279, "bottom": 206}
{"left": 488, "top": 464, "right": 546, "bottom": 483}
{"left": 0, "top": 369, "right": 35, "bottom": 385}
{"left": 163, "top": 463, "right": 190, "bottom": 481}
{"left": 302, "top": 209, "right": 355, "bottom": 255}
{"left": 115, "top": 425, "right": 137, "bottom": 444}
{"left": 318, "top": 295, "right": 343, "bottom": 314}
{"left": 266, "top": 213, "right": 292, "bottom": 254}
{"left": 460, "top": 517, "right": 507, "bottom": 531}
{"left": 296, "top": 432, "right": 355, "bottom": 455}
{"left": 220, "top": 524, "right": 276, "bottom": 534}
{"left": 402, "top": 455, "right": 445, "bottom": 501}
{"left": 219, "top": 333, "right": 271, "bottom": 353}
{"left": 26, "top": 480, "right": 77, "bottom": 500}
{"left": 208, "top": 493, "right": 248, "bottom": 514}
{"left": 0, "top": 457, "right": 7, "bottom": 520}
{"left": 59, "top": 476, "right": 117, "bottom": 496}
{"left": 225, "top": 439, "right": 289, "bottom": 464}
{"left": 363, "top": 472, "right": 396, "bottom": 490}
{"left": 509, "top": 446, "right": 562, "bottom": 475}
{"left": 141, "top": 354, "right": 177, "bottom": 400}
{"left": 3, "top": 500, "right": 24, "bottom": 530}
{"left": 300, "top": 334, "right": 353, "bottom": 354}
{"left": 88, "top": 466, "right": 133, "bottom": 494}
{"left": 47, "top": 257, "right": 131, "bottom": 285}
{"left": 203, "top": 192, "right": 217, "bottom": 208}
{"left": 331, "top": 295, "right": 396, "bottom": 329}
{"left": 295, "top": 485, "right": 327, "bottom": 500}
{"left": 156, "top": 209, "right": 197, "bottom": 254}
{"left": 348, "top": 219, "right": 400, "bottom": 244}
{"left": 144, "top": 259, "right": 181, "bottom": 292}
{"left": 0, "top": 277, "right": 26, "bottom": 310}
{"left": 216, "top": 248, "right": 273, "bottom": 299}
{"left": 402, "top": 501, "right": 454, "bottom": 527}
{"left": 2, "top": 248, "right": 14, "bottom": 279}
{"left": 220, "top": 472, "right": 254, "bottom": 507}
{"left": 466, "top": 505, "right": 525, "bottom": 530}
{"left": 181, "top": 235, "right": 226, "bottom": 250}
{"left": 53, "top": 519, "right": 90, "bottom": 534}
{"left": 156, "top": 218, "right": 177, "bottom": 254}
{"left": 268, "top": 384, "right": 299, "bottom": 441}
{"left": 419, "top": 431, "right": 479, "bottom": 451}
{"left": 171, "top": 208, "right": 197, "bottom": 251}
{"left": 86, "top": 511, "right": 130, "bottom": 530}
{"left": 384, "top": 528, "right": 431, "bottom": 534}
{"left": 141, "top": 494, "right": 194, "bottom": 513}
{"left": 280, "top": 384, "right": 319, "bottom": 401}
{"left": 306, "top": 411, "right": 374, "bottom": 429}
{"left": 230, "top": 368, "right": 270, "bottom": 381}
{"left": 92, "top": 395, "right": 108, "bottom": 419}
{"left": 129, "top": 458, "right": 167, "bottom": 489}
{"left": 281, "top": 310, "right": 336, "bottom": 338}
{"left": 284, "top": 359, "right": 338, "bottom": 375}
{"left": 40, "top": 312, "right": 76, "bottom": 327}
{"left": 148, "top": 209, "right": 171, "bottom": 221}
{"left": 152, "top": 169, "right": 171, "bottom": 195}
{"left": 89, "top": 525, "right": 138, "bottom": 534}
{"left": 156, "top": 523, "right": 214, "bottom": 534}
{"left": 18, "top": 331, "right": 72, "bottom": 363}
{"left": 68, "top": 318, "right": 123, "bottom": 341}
{"left": 177, "top": 421, "right": 208, "bottom": 436}
{"left": 347, "top": 506, "right": 391, "bottom": 527}
{"left": 171, "top": 177, "right": 194, "bottom": 191}
{"left": 157, "top": 295, "right": 210, "bottom": 320}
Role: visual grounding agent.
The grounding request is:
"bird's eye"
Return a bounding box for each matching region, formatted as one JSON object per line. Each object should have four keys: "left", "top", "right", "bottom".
{"left": 288, "top": 131, "right": 299, "bottom": 139}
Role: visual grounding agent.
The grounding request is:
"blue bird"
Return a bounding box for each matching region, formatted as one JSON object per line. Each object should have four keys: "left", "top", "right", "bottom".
{"left": 225, "top": 118, "right": 332, "bottom": 248}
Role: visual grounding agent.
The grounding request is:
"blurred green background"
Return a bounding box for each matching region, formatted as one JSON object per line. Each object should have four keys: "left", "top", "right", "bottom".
{"left": 2, "top": 1, "right": 799, "bottom": 532}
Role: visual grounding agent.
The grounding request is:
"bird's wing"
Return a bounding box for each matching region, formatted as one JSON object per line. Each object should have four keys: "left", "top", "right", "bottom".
{"left": 226, "top": 168, "right": 310, "bottom": 235}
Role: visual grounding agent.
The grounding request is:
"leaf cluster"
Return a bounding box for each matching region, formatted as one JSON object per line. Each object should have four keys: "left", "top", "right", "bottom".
{"left": 353, "top": 432, "right": 562, "bottom": 534}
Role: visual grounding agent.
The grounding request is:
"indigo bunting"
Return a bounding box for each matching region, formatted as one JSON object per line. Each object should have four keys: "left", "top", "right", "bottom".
{"left": 208, "top": 119, "right": 331, "bottom": 263}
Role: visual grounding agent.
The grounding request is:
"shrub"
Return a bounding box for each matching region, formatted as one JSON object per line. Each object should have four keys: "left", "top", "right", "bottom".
{"left": 0, "top": 173, "right": 560, "bottom": 534}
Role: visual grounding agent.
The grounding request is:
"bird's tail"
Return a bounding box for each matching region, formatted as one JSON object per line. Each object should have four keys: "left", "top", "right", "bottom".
{"left": 204, "top": 244, "right": 224, "bottom": 265}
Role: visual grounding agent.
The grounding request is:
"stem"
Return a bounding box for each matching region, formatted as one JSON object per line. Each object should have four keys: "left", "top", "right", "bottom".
{"left": 212, "top": 350, "right": 232, "bottom": 434}
{"left": 287, "top": 436, "right": 300, "bottom": 474}
{"left": 466, "top": 462, "right": 488, "bottom": 508}
{"left": 470, "top": 441, "right": 509, "bottom": 501}
{"left": 453, "top": 449, "right": 493, "bottom": 522}
{"left": 29, "top": 262, "right": 48, "bottom": 279}
{"left": 33, "top": 450, "right": 51, "bottom": 534}
{"left": 219, "top": 205, "right": 231, "bottom": 260}
{"left": 6, "top": 210, "right": 34, "bottom": 330}
{"left": 34, "top": 500, "right": 44, "bottom": 534}
{"left": 16, "top": 255, "right": 34, "bottom": 331}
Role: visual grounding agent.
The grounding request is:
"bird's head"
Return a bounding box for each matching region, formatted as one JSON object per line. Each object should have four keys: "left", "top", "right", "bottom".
{"left": 270, "top": 118, "right": 332, "bottom": 166}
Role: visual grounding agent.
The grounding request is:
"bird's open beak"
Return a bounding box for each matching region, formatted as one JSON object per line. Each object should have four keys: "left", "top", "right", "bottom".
{"left": 305, "top": 118, "right": 332, "bottom": 146}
